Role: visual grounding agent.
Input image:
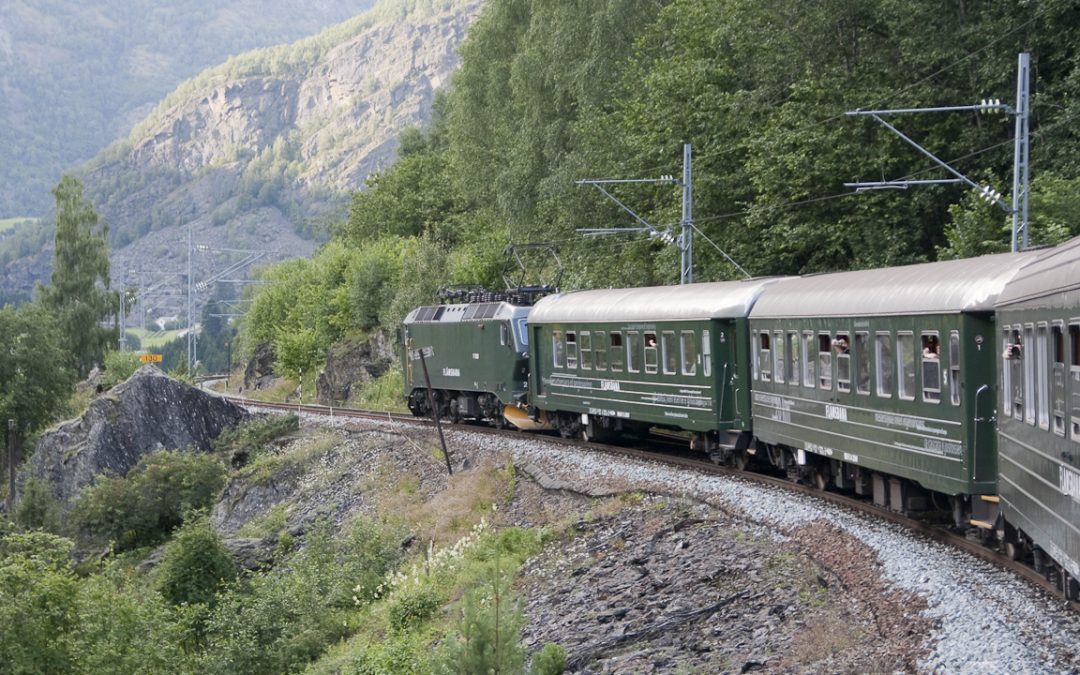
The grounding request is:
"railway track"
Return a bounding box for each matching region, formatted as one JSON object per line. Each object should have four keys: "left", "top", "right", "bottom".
{"left": 231, "top": 393, "right": 1079, "bottom": 611}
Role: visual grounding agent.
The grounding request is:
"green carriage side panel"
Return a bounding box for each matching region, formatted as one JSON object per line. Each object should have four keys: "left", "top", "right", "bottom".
{"left": 528, "top": 280, "right": 779, "bottom": 433}
{"left": 749, "top": 251, "right": 1040, "bottom": 496}
{"left": 401, "top": 302, "right": 530, "bottom": 405}
{"left": 995, "top": 235, "right": 1080, "bottom": 579}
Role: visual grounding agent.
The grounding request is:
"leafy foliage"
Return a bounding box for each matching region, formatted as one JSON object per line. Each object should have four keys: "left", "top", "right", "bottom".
{"left": 38, "top": 176, "right": 116, "bottom": 378}
{"left": 156, "top": 515, "right": 237, "bottom": 607}
{"left": 14, "top": 477, "right": 62, "bottom": 533}
{"left": 73, "top": 451, "right": 227, "bottom": 551}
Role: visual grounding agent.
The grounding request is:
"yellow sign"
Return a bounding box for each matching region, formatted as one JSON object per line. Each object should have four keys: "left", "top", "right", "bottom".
{"left": 140, "top": 353, "right": 163, "bottom": 363}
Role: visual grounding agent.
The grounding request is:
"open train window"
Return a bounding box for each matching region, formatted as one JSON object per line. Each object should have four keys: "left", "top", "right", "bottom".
{"left": 552, "top": 331, "right": 566, "bottom": 369}
{"left": 1024, "top": 325, "right": 1036, "bottom": 425}
{"left": 627, "top": 332, "right": 642, "bottom": 373}
{"left": 897, "top": 332, "right": 915, "bottom": 400}
{"left": 702, "top": 330, "right": 712, "bottom": 377}
{"left": 758, "top": 331, "right": 772, "bottom": 382}
{"left": 803, "top": 332, "right": 816, "bottom": 388}
{"left": 949, "top": 331, "right": 961, "bottom": 406}
{"left": 855, "top": 332, "right": 870, "bottom": 395}
{"left": 594, "top": 332, "right": 607, "bottom": 371}
{"left": 1037, "top": 324, "right": 1050, "bottom": 430}
{"left": 835, "top": 332, "right": 851, "bottom": 393}
{"left": 566, "top": 332, "right": 578, "bottom": 369}
{"left": 579, "top": 331, "right": 592, "bottom": 370}
{"left": 875, "top": 332, "right": 893, "bottom": 398}
{"left": 644, "top": 332, "right": 658, "bottom": 374}
{"left": 921, "top": 332, "right": 941, "bottom": 403}
{"left": 818, "top": 333, "right": 832, "bottom": 390}
{"left": 610, "top": 332, "right": 624, "bottom": 372}
{"left": 1070, "top": 323, "right": 1080, "bottom": 442}
{"left": 1053, "top": 323, "right": 1065, "bottom": 436}
{"left": 773, "top": 331, "right": 785, "bottom": 383}
{"left": 787, "top": 332, "right": 800, "bottom": 386}
{"left": 680, "top": 331, "right": 697, "bottom": 376}
{"left": 662, "top": 331, "right": 678, "bottom": 375}
{"left": 1009, "top": 328, "right": 1024, "bottom": 419}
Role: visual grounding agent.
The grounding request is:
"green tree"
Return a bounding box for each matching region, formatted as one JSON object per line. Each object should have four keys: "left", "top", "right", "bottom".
{"left": 157, "top": 515, "right": 237, "bottom": 607}
{"left": 0, "top": 302, "right": 75, "bottom": 449}
{"left": 39, "top": 175, "right": 116, "bottom": 378}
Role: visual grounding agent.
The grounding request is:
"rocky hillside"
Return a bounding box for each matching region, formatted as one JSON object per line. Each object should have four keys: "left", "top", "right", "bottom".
{"left": 1, "top": 0, "right": 482, "bottom": 316}
{"left": 0, "top": 0, "right": 377, "bottom": 219}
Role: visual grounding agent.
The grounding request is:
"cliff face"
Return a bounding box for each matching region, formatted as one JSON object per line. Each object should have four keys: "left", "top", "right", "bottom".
{"left": 3, "top": 1, "right": 482, "bottom": 319}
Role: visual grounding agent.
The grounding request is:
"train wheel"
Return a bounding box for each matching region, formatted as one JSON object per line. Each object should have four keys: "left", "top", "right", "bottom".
{"left": 448, "top": 398, "right": 462, "bottom": 424}
{"left": 1004, "top": 541, "right": 1022, "bottom": 561}
{"left": 732, "top": 450, "right": 749, "bottom": 471}
{"left": 812, "top": 466, "right": 830, "bottom": 491}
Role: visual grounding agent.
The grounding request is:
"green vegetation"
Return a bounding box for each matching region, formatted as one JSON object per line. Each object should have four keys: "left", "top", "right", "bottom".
{"left": 0, "top": 217, "right": 34, "bottom": 232}
{"left": 73, "top": 451, "right": 228, "bottom": 552}
{"left": 127, "top": 328, "right": 184, "bottom": 349}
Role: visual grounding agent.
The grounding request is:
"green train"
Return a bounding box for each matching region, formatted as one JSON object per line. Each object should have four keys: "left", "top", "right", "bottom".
{"left": 401, "top": 236, "right": 1080, "bottom": 599}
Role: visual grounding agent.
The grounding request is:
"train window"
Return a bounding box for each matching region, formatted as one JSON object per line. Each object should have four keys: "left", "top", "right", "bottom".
{"left": 1010, "top": 328, "right": 1024, "bottom": 419}
{"left": 662, "top": 331, "right": 678, "bottom": 375}
{"left": 875, "top": 332, "right": 893, "bottom": 397}
{"left": 897, "top": 332, "right": 915, "bottom": 400}
{"left": 949, "top": 331, "right": 961, "bottom": 406}
{"left": 579, "top": 331, "right": 592, "bottom": 370}
{"left": 610, "top": 332, "right": 624, "bottom": 372}
{"left": 702, "top": 330, "right": 712, "bottom": 377}
{"left": 1037, "top": 324, "right": 1050, "bottom": 430}
{"left": 566, "top": 332, "right": 578, "bottom": 369}
{"left": 835, "top": 333, "right": 851, "bottom": 393}
{"left": 500, "top": 322, "right": 509, "bottom": 347}
{"left": 1070, "top": 323, "right": 1080, "bottom": 442}
{"left": 818, "top": 333, "right": 832, "bottom": 390}
{"left": 1024, "top": 325, "right": 1036, "bottom": 424}
{"left": 680, "top": 331, "right": 697, "bottom": 376}
{"left": 552, "top": 331, "right": 566, "bottom": 369}
{"left": 759, "top": 331, "right": 772, "bottom": 382}
{"left": 627, "top": 332, "right": 641, "bottom": 372}
{"left": 644, "top": 332, "right": 659, "bottom": 374}
{"left": 773, "top": 331, "right": 785, "bottom": 384}
{"left": 921, "top": 332, "right": 941, "bottom": 403}
{"left": 1052, "top": 324, "right": 1066, "bottom": 435}
{"left": 855, "top": 332, "right": 870, "bottom": 395}
{"left": 594, "top": 332, "right": 607, "bottom": 371}
{"left": 515, "top": 318, "right": 529, "bottom": 347}
{"left": 803, "top": 332, "right": 816, "bottom": 388}
{"left": 788, "top": 332, "right": 800, "bottom": 385}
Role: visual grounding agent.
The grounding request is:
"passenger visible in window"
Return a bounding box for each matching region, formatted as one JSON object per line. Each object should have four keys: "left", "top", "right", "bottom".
{"left": 1003, "top": 342, "right": 1022, "bottom": 359}
{"left": 832, "top": 336, "right": 849, "bottom": 354}
{"left": 922, "top": 335, "right": 941, "bottom": 359}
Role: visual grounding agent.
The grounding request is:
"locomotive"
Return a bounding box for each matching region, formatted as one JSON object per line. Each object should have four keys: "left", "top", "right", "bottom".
{"left": 400, "top": 237, "right": 1080, "bottom": 600}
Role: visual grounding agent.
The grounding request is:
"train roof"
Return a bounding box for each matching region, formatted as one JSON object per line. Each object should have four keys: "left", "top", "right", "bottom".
{"left": 527, "top": 278, "right": 783, "bottom": 323}
{"left": 995, "top": 235, "right": 1080, "bottom": 308}
{"left": 403, "top": 301, "right": 530, "bottom": 324}
{"left": 750, "top": 250, "right": 1041, "bottom": 319}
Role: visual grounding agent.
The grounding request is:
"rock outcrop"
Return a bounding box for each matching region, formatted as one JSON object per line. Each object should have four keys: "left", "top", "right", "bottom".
{"left": 22, "top": 365, "right": 248, "bottom": 507}
{"left": 316, "top": 331, "right": 396, "bottom": 404}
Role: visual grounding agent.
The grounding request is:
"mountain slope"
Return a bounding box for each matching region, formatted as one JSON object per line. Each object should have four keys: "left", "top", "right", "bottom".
{"left": 0, "top": 0, "right": 378, "bottom": 218}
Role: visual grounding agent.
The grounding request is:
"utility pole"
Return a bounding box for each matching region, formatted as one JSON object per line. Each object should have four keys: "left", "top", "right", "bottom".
{"left": 6, "top": 420, "right": 15, "bottom": 514}
{"left": 846, "top": 53, "right": 1031, "bottom": 251}
{"left": 1011, "top": 52, "right": 1031, "bottom": 252}
{"left": 577, "top": 143, "right": 695, "bottom": 284}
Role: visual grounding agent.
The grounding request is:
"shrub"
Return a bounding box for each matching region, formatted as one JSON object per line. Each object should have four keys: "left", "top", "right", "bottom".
{"left": 15, "top": 477, "right": 61, "bottom": 532}
{"left": 388, "top": 587, "right": 442, "bottom": 631}
{"left": 433, "top": 561, "right": 526, "bottom": 675}
{"left": 73, "top": 450, "right": 227, "bottom": 550}
{"left": 212, "top": 413, "right": 299, "bottom": 466}
{"left": 530, "top": 643, "right": 567, "bottom": 675}
{"left": 156, "top": 515, "right": 237, "bottom": 607}
{"left": 101, "top": 349, "right": 144, "bottom": 388}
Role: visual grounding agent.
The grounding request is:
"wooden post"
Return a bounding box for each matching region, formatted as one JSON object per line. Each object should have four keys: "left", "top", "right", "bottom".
{"left": 418, "top": 351, "right": 453, "bottom": 475}
{"left": 6, "top": 420, "right": 15, "bottom": 514}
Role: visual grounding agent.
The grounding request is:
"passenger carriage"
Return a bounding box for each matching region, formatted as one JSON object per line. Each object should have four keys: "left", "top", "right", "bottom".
{"left": 527, "top": 280, "right": 779, "bottom": 459}
{"left": 747, "top": 252, "right": 1038, "bottom": 525}
{"left": 995, "top": 235, "right": 1080, "bottom": 598}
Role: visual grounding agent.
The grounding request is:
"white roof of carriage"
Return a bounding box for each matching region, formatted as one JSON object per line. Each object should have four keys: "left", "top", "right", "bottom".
{"left": 750, "top": 250, "right": 1040, "bottom": 318}
{"left": 528, "top": 278, "right": 783, "bottom": 323}
{"left": 996, "top": 235, "right": 1080, "bottom": 308}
